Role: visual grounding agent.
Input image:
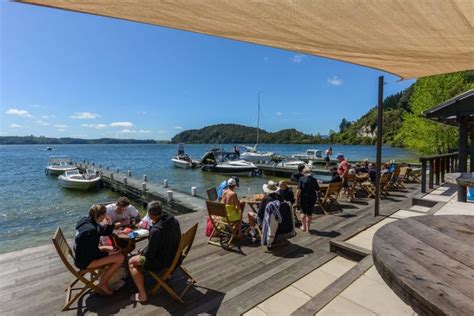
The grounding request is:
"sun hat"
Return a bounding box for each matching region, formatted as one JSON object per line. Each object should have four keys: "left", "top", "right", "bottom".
{"left": 262, "top": 180, "right": 279, "bottom": 194}
{"left": 336, "top": 153, "right": 344, "bottom": 159}
{"left": 227, "top": 178, "right": 237, "bottom": 187}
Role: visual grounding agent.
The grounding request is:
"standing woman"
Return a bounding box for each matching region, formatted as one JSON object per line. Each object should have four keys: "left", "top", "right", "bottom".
{"left": 73, "top": 204, "right": 125, "bottom": 295}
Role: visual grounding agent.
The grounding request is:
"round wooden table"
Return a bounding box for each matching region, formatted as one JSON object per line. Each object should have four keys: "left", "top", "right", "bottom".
{"left": 373, "top": 215, "right": 474, "bottom": 315}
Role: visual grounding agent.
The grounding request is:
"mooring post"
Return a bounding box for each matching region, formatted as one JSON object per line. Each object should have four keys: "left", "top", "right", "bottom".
{"left": 110, "top": 173, "right": 114, "bottom": 180}
{"left": 123, "top": 177, "right": 127, "bottom": 185}
{"left": 142, "top": 182, "right": 147, "bottom": 192}
{"left": 116, "top": 167, "right": 120, "bottom": 173}
{"left": 128, "top": 170, "right": 132, "bottom": 177}
{"left": 99, "top": 164, "right": 102, "bottom": 168}
{"left": 167, "top": 190, "right": 173, "bottom": 202}
{"left": 143, "top": 174, "right": 147, "bottom": 182}
{"left": 106, "top": 166, "right": 109, "bottom": 171}
{"left": 164, "top": 179, "right": 168, "bottom": 188}
{"left": 191, "top": 186, "right": 197, "bottom": 196}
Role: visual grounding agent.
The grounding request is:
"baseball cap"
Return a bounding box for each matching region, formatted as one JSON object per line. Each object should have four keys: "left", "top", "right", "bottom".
{"left": 227, "top": 178, "right": 237, "bottom": 187}
{"left": 336, "top": 153, "right": 344, "bottom": 159}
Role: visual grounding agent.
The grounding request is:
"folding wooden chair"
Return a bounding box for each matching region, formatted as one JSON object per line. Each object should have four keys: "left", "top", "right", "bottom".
{"left": 361, "top": 173, "right": 391, "bottom": 198}
{"left": 206, "top": 200, "right": 241, "bottom": 248}
{"left": 52, "top": 227, "right": 110, "bottom": 311}
{"left": 319, "top": 182, "right": 343, "bottom": 214}
{"left": 148, "top": 223, "right": 198, "bottom": 303}
{"left": 206, "top": 187, "right": 218, "bottom": 201}
{"left": 392, "top": 167, "right": 408, "bottom": 189}
{"left": 344, "top": 174, "right": 357, "bottom": 201}
{"left": 407, "top": 168, "right": 421, "bottom": 183}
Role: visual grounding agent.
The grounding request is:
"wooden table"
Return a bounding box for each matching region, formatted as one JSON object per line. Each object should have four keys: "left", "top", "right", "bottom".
{"left": 112, "top": 229, "right": 148, "bottom": 255}
{"left": 373, "top": 215, "right": 474, "bottom": 315}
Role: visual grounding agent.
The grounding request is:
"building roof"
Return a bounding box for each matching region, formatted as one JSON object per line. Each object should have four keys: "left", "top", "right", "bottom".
{"left": 17, "top": 0, "right": 474, "bottom": 79}
{"left": 423, "top": 89, "right": 474, "bottom": 126}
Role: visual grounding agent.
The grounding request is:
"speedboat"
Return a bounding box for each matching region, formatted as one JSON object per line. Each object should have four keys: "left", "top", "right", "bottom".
{"left": 45, "top": 156, "right": 77, "bottom": 175}
{"left": 200, "top": 149, "right": 259, "bottom": 176}
{"left": 171, "top": 155, "right": 197, "bottom": 169}
{"left": 292, "top": 149, "right": 323, "bottom": 161}
{"left": 171, "top": 143, "right": 198, "bottom": 168}
{"left": 275, "top": 160, "right": 310, "bottom": 169}
{"left": 58, "top": 169, "right": 101, "bottom": 190}
{"left": 46, "top": 146, "right": 53, "bottom": 151}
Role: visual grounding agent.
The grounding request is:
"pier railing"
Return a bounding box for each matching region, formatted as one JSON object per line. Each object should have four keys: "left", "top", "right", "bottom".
{"left": 419, "top": 152, "right": 459, "bottom": 193}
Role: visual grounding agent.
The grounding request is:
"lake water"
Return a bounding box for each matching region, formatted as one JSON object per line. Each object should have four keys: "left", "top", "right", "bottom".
{"left": 0, "top": 143, "right": 418, "bottom": 253}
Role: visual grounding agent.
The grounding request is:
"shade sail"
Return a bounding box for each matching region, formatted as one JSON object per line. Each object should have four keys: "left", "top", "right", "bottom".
{"left": 18, "top": 0, "right": 474, "bottom": 79}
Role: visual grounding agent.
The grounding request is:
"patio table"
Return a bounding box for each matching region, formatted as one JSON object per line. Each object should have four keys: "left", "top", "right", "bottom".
{"left": 373, "top": 215, "right": 474, "bottom": 315}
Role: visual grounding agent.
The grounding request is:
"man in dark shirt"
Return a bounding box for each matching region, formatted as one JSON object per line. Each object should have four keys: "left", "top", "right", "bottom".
{"left": 296, "top": 169, "right": 320, "bottom": 232}
{"left": 290, "top": 164, "right": 305, "bottom": 183}
{"left": 129, "top": 201, "right": 181, "bottom": 303}
{"left": 368, "top": 163, "right": 377, "bottom": 183}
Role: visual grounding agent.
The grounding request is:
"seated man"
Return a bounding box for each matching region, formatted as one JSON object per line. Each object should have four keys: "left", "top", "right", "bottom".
{"left": 216, "top": 176, "right": 239, "bottom": 201}
{"left": 106, "top": 196, "right": 140, "bottom": 228}
{"left": 129, "top": 201, "right": 181, "bottom": 303}
{"left": 248, "top": 180, "right": 279, "bottom": 242}
{"left": 324, "top": 167, "right": 342, "bottom": 183}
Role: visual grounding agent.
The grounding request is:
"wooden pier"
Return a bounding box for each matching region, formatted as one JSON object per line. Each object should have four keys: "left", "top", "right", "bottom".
{"left": 255, "top": 164, "right": 331, "bottom": 178}
{"left": 0, "top": 181, "right": 423, "bottom": 315}
{"left": 76, "top": 162, "right": 206, "bottom": 214}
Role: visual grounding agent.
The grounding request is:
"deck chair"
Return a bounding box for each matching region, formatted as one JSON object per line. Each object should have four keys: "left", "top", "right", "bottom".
{"left": 148, "top": 223, "right": 198, "bottom": 303}
{"left": 344, "top": 174, "right": 357, "bottom": 201}
{"left": 407, "top": 168, "right": 421, "bottom": 183}
{"left": 392, "top": 167, "right": 408, "bottom": 189}
{"left": 52, "top": 227, "right": 110, "bottom": 311}
{"left": 361, "top": 173, "right": 391, "bottom": 198}
{"left": 206, "top": 187, "right": 218, "bottom": 201}
{"left": 319, "top": 182, "right": 343, "bottom": 214}
{"left": 206, "top": 200, "right": 241, "bottom": 248}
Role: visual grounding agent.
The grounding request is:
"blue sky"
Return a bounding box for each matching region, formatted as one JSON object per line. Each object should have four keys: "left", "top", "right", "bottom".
{"left": 1, "top": 2, "right": 415, "bottom": 140}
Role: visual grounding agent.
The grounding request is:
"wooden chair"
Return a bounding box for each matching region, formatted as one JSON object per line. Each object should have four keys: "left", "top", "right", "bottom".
{"left": 361, "top": 173, "right": 391, "bottom": 198}
{"left": 206, "top": 200, "right": 241, "bottom": 248}
{"left": 343, "top": 174, "right": 357, "bottom": 201}
{"left": 392, "top": 167, "right": 408, "bottom": 189}
{"left": 206, "top": 187, "right": 218, "bottom": 201}
{"left": 148, "top": 223, "right": 198, "bottom": 303}
{"left": 319, "top": 182, "right": 343, "bottom": 214}
{"left": 407, "top": 168, "right": 421, "bottom": 183}
{"left": 52, "top": 227, "right": 110, "bottom": 311}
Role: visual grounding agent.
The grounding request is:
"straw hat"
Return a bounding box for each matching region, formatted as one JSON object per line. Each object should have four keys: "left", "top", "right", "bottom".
{"left": 262, "top": 180, "right": 279, "bottom": 194}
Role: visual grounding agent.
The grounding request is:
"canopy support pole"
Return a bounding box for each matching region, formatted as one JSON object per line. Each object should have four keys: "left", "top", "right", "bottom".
{"left": 458, "top": 115, "right": 468, "bottom": 202}
{"left": 470, "top": 127, "right": 474, "bottom": 172}
{"left": 374, "top": 76, "right": 384, "bottom": 217}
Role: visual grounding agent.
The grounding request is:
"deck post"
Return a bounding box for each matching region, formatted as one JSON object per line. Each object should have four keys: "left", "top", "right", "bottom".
{"left": 458, "top": 116, "right": 468, "bottom": 202}
{"left": 128, "top": 170, "right": 132, "bottom": 177}
{"left": 470, "top": 128, "right": 474, "bottom": 172}
{"left": 143, "top": 174, "right": 147, "bottom": 182}
{"left": 421, "top": 159, "right": 427, "bottom": 193}
{"left": 374, "top": 75, "right": 384, "bottom": 217}
{"left": 123, "top": 177, "right": 127, "bottom": 185}
{"left": 441, "top": 157, "right": 445, "bottom": 183}
{"left": 429, "top": 159, "right": 434, "bottom": 189}
{"left": 435, "top": 158, "right": 440, "bottom": 186}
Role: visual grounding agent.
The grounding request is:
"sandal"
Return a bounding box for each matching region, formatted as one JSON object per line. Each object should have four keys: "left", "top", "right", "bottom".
{"left": 130, "top": 293, "right": 147, "bottom": 304}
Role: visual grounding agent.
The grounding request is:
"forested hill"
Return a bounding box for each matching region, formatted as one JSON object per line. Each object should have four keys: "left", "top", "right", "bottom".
{"left": 171, "top": 124, "right": 327, "bottom": 144}
{"left": 0, "top": 136, "right": 166, "bottom": 145}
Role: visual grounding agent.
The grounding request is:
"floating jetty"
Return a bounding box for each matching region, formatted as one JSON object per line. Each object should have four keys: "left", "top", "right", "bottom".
{"left": 76, "top": 162, "right": 206, "bottom": 214}
{"left": 256, "top": 163, "right": 331, "bottom": 177}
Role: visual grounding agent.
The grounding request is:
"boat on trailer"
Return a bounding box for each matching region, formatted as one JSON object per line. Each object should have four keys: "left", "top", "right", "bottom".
{"left": 58, "top": 169, "right": 101, "bottom": 190}
{"left": 45, "top": 156, "right": 77, "bottom": 175}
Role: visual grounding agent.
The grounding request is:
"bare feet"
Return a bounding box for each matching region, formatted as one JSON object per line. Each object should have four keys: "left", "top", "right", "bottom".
{"left": 130, "top": 293, "right": 147, "bottom": 303}
{"left": 97, "top": 283, "right": 113, "bottom": 295}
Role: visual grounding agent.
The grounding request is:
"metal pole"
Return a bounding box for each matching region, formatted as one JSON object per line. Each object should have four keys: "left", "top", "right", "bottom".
{"left": 458, "top": 116, "right": 468, "bottom": 202}
{"left": 374, "top": 76, "right": 384, "bottom": 217}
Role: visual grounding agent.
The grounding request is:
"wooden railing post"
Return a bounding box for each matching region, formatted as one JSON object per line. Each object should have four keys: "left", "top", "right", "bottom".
{"left": 441, "top": 157, "right": 445, "bottom": 183}
{"left": 435, "top": 158, "right": 440, "bottom": 186}
{"left": 421, "top": 159, "right": 427, "bottom": 193}
{"left": 429, "top": 159, "right": 434, "bottom": 189}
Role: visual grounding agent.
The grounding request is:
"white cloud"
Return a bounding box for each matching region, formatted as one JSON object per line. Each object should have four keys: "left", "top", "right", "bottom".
{"left": 110, "top": 121, "right": 134, "bottom": 128}
{"left": 36, "top": 120, "right": 50, "bottom": 126}
{"left": 70, "top": 112, "right": 100, "bottom": 119}
{"left": 291, "top": 54, "right": 306, "bottom": 63}
{"left": 9, "top": 123, "right": 22, "bottom": 128}
{"left": 174, "top": 126, "right": 183, "bottom": 130}
{"left": 276, "top": 112, "right": 283, "bottom": 117}
{"left": 120, "top": 129, "right": 151, "bottom": 134}
{"left": 57, "top": 129, "right": 66, "bottom": 132}
{"left": 54, "top": 124, "right": 67, "bottom": 128}
{"left": 328, "top": 76, "right": 343, "bottom": 86}
{"left": 81, "top": 123, "right": 108, "bottom": 129}
{"left": 5, "top": 108, "right": 32, "bottom": 117}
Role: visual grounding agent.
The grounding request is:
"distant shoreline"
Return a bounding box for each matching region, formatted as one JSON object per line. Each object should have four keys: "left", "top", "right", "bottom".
{"left": 0, "top": 136, "right": 170, "bottom": 145}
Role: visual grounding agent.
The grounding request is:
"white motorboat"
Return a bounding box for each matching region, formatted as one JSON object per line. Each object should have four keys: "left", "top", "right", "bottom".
{"left": 45, "top": 156, "right": 77, "bottom": 175}
{"left": 292, "top": 149, "right": 323, "bottom": 161}
{"left": 275, "top": 160, "right": 310, "bottom": 169}
{"left": 46, "top": 146, "right": 53, "bottom": 151}
{"left": 58, "top": 169, "right": 101, "bottom": 190}
{"left": 200, "top": 149, "right": 259, "bottom": 176}
{"left": 171, "top": 143, "right": 198, "bottom": 168}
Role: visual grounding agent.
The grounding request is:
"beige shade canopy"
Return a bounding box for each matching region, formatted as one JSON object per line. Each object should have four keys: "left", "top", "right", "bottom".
{"left": 18, "top": 0, "right": 474, "bottom": 79}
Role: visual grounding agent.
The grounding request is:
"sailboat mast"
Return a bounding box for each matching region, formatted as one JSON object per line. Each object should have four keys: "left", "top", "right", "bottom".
{"left": 256, "top": 91, "right": 261, "bottom": 146}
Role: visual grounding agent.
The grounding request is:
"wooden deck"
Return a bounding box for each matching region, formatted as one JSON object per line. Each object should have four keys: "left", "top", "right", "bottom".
{"left": 0, "top": 184, "right": 420, "bottom": 315}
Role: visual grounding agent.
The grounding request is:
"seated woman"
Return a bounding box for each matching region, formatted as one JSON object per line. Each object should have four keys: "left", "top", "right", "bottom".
{"left": 248, "top": 180, "right": 279, "bottom": 242}
{"left": 221, "top": 178, "right": 244, "bottom": 235}
{"left": 73, "top": 204, "right": 125, "bottom": 295}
